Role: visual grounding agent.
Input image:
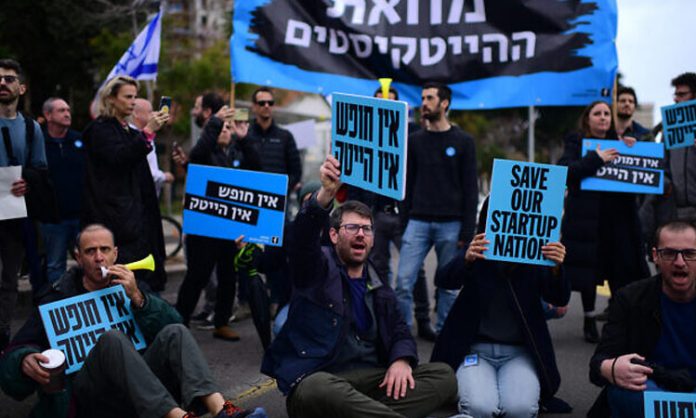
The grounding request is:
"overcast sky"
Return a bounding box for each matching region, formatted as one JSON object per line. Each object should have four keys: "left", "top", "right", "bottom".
{"left": 616, "top": 0, "right": 695, "bottom": 123}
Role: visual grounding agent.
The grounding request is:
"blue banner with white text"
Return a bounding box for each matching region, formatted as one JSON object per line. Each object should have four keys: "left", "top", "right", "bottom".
{"left": 231, "top": 0, "right": 617, "bottom": 109}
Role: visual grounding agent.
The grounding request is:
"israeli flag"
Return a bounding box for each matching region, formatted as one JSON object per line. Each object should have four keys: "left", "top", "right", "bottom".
{"left": 104, "top": 11, "right": 162, "bottom": 82}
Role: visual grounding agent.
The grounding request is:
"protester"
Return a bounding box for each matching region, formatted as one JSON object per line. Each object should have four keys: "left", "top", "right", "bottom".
{"left": 558, "top": 100, "right": 650, "bottom": 343}
{"left": 640, "top": 73, "right": 696, "bottom": 256}
{"left": 40, "top": 97, "right": 85, "bottom": 284}
{"left": 589, "top": 220, "right": 696, "bottom": 418}
{"left": 364, "top": 86, "right": 436, "bottom": 341}
{"left": 0, "top": 224, "right": 267, "bottom": 418}
{"left": 132, "top": 98, "right": 174, "bottom": 197}
{"left": 248, "top": 87, "right": 302, "bottom": 315}
{"left": 175, "top": 108, "right": 261, "bottom": 342}
{"left": 261, "top": 155, "right": 457, "bottom": 418}
{"left": 82, "top": 75, "right": 169, "bottom": 291}
{"left": 0, "top": 58, "right": 47, "bottom": 351}
{"left": 431, "top": 197, "right": 570, "bottom": 418}
{"left": 395, "top": 81, "right": 479, "bottom": 333}
{"left": 614, "top": 86, "right": 651, "bottom": 141}
{"left": 172, "top": 92, "right": 226, "bottom": 327}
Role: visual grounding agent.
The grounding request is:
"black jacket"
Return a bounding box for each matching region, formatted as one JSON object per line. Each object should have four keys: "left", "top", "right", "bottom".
{"left": 43, "top": 128, "right": 85, "bottom": 220}
{"left": 588, "top": 275, "right": 665, "bottom": 417}
{"left": 558, "top": 132, "right": 648, "bottom": 290}
{"left": 431, "top": 249, "right": 570, "bottom": 400}
{"left": 81, "top": 117, "right": 167, "bottom": 290}
{"left": 248, "top": 121, "right": 302, "bottom": 192}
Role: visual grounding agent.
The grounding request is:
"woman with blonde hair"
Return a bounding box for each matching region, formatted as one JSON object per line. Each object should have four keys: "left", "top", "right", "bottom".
{"left": 82, "top": 76, "right": 171, "bottom": 290}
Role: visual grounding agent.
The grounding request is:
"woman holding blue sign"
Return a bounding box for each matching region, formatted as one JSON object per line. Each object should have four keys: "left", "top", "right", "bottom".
{"left": 558, "top": 100, "right": 650, "bottom": 343}
{"left": 431, "top": 197, "right": 570, "bottom": 418}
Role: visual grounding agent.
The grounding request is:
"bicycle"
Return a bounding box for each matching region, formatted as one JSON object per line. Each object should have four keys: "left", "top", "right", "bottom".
{"left": 161, "top": 215, "right": 183, "bottom": 258}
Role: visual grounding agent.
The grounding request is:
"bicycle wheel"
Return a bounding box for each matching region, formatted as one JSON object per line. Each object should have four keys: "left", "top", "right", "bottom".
{"left": 161, "top": 215, "right": 183, "bottom": 258}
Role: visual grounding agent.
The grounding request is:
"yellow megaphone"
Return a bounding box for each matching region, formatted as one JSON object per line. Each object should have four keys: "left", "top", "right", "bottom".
{"left": 125, "top": 254, "right": 155, "bottom": 272}
{"left": 378, "top": 78, "right": 393, "bottom": 100}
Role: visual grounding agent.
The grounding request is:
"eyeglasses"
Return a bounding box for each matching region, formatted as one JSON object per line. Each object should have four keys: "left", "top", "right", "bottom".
{"left": 339, "top": 224, "right": 373, "bottom": 236}
{"left": 656, "top": 248, "right": 696, "bottom": 261}
{"left": 674, "top": 90, "right": 692, "bottom": 99}
{"left": 256, "top": 100, "right": 274, "bottom": 107}
{"left": 0, "top": 75, "right": 18, "bottom": 84}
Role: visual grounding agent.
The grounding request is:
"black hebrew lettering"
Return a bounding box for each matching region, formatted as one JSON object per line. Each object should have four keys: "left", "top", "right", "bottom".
{"left": 652, "top": 399, "right": 696, "bottom": 418}
{"left": 185, "top": 194, "right": 260, "bottom": 225}
{"left": 595, "top": 166, "right": 661, "bottom": 187}
{"left": 377, "top": 108, "right": 400, "bottom": 148}
{"left": 335, "top": 101, "right": 374, "bottom": 141}
{"left": 57, "top": 338, "right": 73, "bottom": 367}
{"left": 69, "top": 334, "right": 89, "bottom": 365}
{"left": 66, "top": 304, "right": 82, "bottom": 331}
{"left": 100, "top": 294, "right": 115, "bottom": 322}
{"left": 112, "top": 319, "right": 141, "bottom": 345}
{"left": 377, "top": 150, "right": 399, "bottom": 191}
{"left": 49, "top": 306, "right": 71, "bottom": 336}
{"left": 334, "top": 140, "right": 376, "bottom": 184}
{"left": 665, "top": 104, "right": 696, "bottom": 125}
{"left": 665, "top": 123, "right": 696, "bottom": 147}
{"left": 247, "top": 0, "right": 597, "bottom": 84}
{"left": 78, "top": 299, "right": 102, "bottom": 327}
{"left": 206, "top": 181, "right": 286, "bottom": 211}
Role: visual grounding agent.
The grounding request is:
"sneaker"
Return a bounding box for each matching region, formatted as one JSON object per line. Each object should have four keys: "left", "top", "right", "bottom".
{"left": 196, "top": 313, "right": 215, "bottom": 330}
{"left": 231, "top": 303, "right": 252, "bottom": 323}
{"left": 213, "top": 325, "right": 241, "bottom": 341}
{"left": 215, "top": 400, "right": 268, "bottom": 418}
{"left": 191, "top": 311, "right": 212, "bottom": 323}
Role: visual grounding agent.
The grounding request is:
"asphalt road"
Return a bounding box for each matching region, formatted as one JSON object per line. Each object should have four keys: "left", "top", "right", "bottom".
{"left": 1, "top": 250, "right": 608, "bottom": 418}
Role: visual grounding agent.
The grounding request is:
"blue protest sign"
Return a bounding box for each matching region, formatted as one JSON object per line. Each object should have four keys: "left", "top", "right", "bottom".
{"left": 661, "top": 99, "right": 696, "bottom": 150}
{"left": 580, "top": 139, "right": 664, "bottom": 194}
{"left": 183, "top": 165, "right": 288, "bottom": 246}
{"left": 331, "top": 93, "right": 408, "bottom": 200}
{"left": 232, "top": 0, "right": 617, "bottom": 109}
{"left": 483, "top": 159, "right": 567, "bottom": 266}
{"left": 644, "top": 391, "right": 696, "bottom": 418}
{"left": 39, "top": 286, "right": 146, "bottom": 374}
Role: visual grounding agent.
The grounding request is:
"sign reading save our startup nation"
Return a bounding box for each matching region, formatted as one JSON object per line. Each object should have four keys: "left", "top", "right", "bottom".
{"left": 484, "top": 159, "right": 567, "bottom": 266}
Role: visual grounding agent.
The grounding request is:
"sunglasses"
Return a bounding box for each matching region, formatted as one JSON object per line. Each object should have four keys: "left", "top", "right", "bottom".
{"left": 0, "top": 75, "right": 18, "bottom": 83}
{"left": 256, "top": 100, "right": 274, "bottom": 107}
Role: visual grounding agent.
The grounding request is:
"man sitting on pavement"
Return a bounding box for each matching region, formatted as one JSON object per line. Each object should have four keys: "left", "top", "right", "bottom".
{"left": 589, "top": 220, "right": 696, "bottom": 418}
{"left": 0, "top": 224, "right": 266, "bottom": 418}
{"left": 261, "top": 155, "right": 457, "bottom": 418}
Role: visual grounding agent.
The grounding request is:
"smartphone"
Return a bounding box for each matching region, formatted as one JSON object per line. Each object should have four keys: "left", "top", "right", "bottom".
{"left": 233, "top": 108, "right": 249, "bottom": 122}
{"left": 159, "top": 96, "right": 172, "bottom": 114}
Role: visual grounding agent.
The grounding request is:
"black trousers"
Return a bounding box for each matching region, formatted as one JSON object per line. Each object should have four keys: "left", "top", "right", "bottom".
{"left": 176, "top": 234, "right": 238, "bottom": 327}
{"left": 74, "top": 324, "right": 219, "bottom": 418}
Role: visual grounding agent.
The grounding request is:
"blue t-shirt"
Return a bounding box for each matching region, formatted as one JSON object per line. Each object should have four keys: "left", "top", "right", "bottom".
{"left": 651, "top": 294, "right": 696, "bottom": 380}
{"left": 347, "top": 274, "right": 372, "bottom": 336}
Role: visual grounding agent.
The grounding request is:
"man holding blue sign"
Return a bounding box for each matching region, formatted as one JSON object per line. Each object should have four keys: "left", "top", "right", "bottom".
{"left": 589, "top": 220, "right": 696, "bottom": 418}
{"left": 0, "top": 224, "right": 266, "bottom": 418}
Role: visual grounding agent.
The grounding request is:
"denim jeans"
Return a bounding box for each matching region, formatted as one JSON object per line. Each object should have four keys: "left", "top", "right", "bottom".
{"left": 395, "top": 219, "right": 460, "bottom": 331}
{"left": 40, "top": 218, "right": 80, "bottom": 284}
{"left": 456, "top": 342, "right": 540, "bottom": 418}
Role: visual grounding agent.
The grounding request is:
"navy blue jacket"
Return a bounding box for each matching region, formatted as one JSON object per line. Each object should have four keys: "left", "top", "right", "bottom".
{"left": 261, "top": 196, "right": 417, "bottom": 395}
{"left": 42, "top": 128, "right": 85, "bottom": 220}
{"left": 431, "top": 249, "right": 570, "bottom": 400}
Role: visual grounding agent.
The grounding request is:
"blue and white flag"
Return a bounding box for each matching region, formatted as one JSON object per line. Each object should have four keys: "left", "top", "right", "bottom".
{"left": 105, "top": 11, "right": 162, "bottom": 82}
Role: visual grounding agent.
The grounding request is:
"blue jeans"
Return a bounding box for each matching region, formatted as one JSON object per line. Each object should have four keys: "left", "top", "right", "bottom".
{"left": 40, "top": 219, "right": 80, "bottom": 284}
{"left": 456, "top": 343, "right": 540, "bottom": 418}
{"left": 395, "top": 220, "right": 460, "bottom": 331}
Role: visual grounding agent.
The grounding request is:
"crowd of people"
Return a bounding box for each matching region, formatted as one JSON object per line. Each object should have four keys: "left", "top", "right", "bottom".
{"left": 0, "top": 55, "right": 695, "bottom": 418}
